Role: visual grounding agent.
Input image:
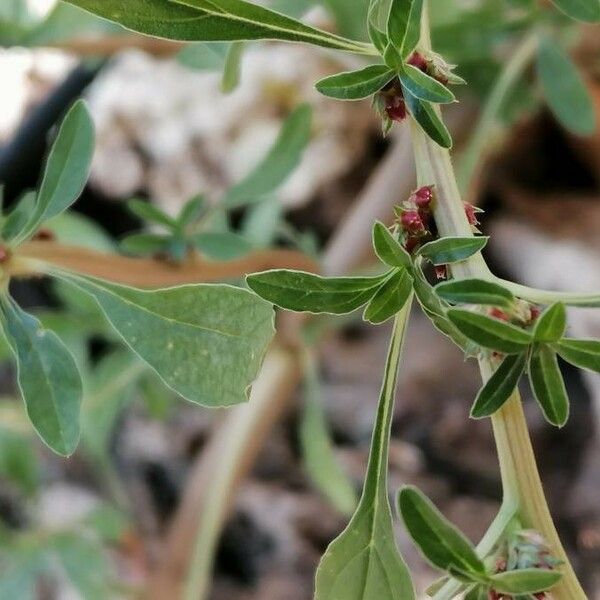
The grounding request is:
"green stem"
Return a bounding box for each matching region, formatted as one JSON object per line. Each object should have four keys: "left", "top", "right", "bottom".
{"left": 496, "top": 278, "right": 600, "bottom": 308}
{"left": 457, "top": 29, "right": 539, "bottom": 196}
{"left": 414, "top": 4, "right": 586, "bottom": 597}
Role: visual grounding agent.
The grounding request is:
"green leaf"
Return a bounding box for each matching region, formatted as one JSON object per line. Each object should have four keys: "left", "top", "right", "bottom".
{"left": 223, "top": 104, "right": 312, "bottom": 208}
{"left": 537, "top": 36, "right": 596, "bottom": 136}
{"left": 315, "top": 310, "right": 415, "bottom": 600}
{"left": 548, "top": 0, "right": 600, "bottom": 22}
{"left": 64, "top": 0, "right": 372, "bottom": 53}
{"left": 435, "top": 278, "right": 514, "bottom": 307}
{"left": 403, "top": 91, "right": 452, "bottom": 148}
{"left": 369, "top": 0, "right": 392, "bottom": 32}
{"left": 417, "top": 237, "right": 489, "bottom": 266}
{"left": 372, "top": 221, "right": 411, "bottom": 268}
{"left": 397, "top": 485, "right": 486, "bottom": 575}
{"left": 471, "top": 352, "right": 527, "bottom": 418}
{"left": 177, "top": 41, "right": 230, "bottom": 70}
{"left": 193, "top": 231, "right": 254, "bottom": 260}
{"left": 529, "top": 345, "right": 569, "bottom": 427}
{"left": 447, "top": 309, "right": 533, "bottom": 354}
{"left": 120, "top": 233, "right": 171, "bottom": 256}
{"left": 0, "top": 297, "right": 82, "bottom": 456}
{"left": 556, "top": 338, "right": 600, "bottom": 373}
{"left": 14, "top": 101, "right": 95, "bottom": 243}
{"left": 364, "top": 269, "right": 412, "bottom": 324}
{"left": 399, "top": 64, "right": 455, "bottom": 104}
{"left": 0, "top": 427, "right": 39, "bottom": 495}
{"left": 533, "top": 302, "right": 567, "bottom": 343}
{"left": 387, "top": 0, "right": 423, "bottom": 58}
{"left": 176, "top": 194, "right": 207, "bottom": 228}
{"left": 489, "top": 568, "right": 562, "bottom": 594}
{"left": 54, "top": 272, "right": 275, "bottom": 407}
{"left": 127, "top": 199, "right": 176, "bottom": 229}
{"left": 221, "top": 41, "right": 244, "bottom": 93}
{"left": 2, "top": 191, "right": 35, "bottom": 241}
{"left": 300, "top": 353, "right": 357, "bottom": 516}
{"left": 315, "top": 65, "right": 395, "bottom": 100}
{"left": 246, "top": 269, "right": 387, "bottom": 315}
{"left": 464, "top": 585, "right": 488, "bottom": 600}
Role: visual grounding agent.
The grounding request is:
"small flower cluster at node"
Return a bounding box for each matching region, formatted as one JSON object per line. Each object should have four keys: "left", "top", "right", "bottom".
{"left": 373, "top": 79, "right": 407, "bottom": 135}
{"left": 489, "top": 301, "right": 540, "bottom": 328}
{"left": 464, "top": 202, "right": 484, "bottom": 232}
{"left": 0, "top": 244, "right": 10, "bottom": 264}
{"left": 407, "top": 50, "right": 464, "bottom": 87}
{"left": 490, "top": 530, "right": 562, "bottom": 600}
{"left": 395, "top": 185, "right": 436, "bottom": 253}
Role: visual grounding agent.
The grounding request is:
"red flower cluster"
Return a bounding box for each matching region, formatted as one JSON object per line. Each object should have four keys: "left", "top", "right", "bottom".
{"left": 396, "top": 185, "right": 435, "bottom": 255}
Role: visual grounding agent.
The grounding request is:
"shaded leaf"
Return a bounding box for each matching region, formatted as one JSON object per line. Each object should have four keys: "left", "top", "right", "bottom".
{"left": 549, "top": 0, "right": 600, "bottom": 22}
{"left": 193, "top": 231, "right": 254, "bottom": 260}
{"left": 417, "top": 237, "right": 488, "bottom": 266}
{"left": 489, "top": 568, "right": 562, "bottom": 594}
{"left": 403, "top": 91, "right": 452, "bottom": 148}
{"left": 372, "top": 221, "right": 411, "bottom": 268}
{"left": 364, "top": 269, "right": 413, "bottom": 324}
{"left": 447, "top": 309, "right": 532, "bottom": 354}
{"left": 435, "top": 278, "right": 514, "bottom": 307}
{"left": 529, "top": 345, "right": 569, "bottom": 427}
{"left": 471, "top": 352, "right": 527, "bottom": 418}
{"left": 533, "top": 302, "right": 566, "bottom": 343}
{"left": 221, "top": 41, "right": 244, "bottom": 93}
{"left": 556, "top": 338, "right": 600, "bottom": 373}
{"left": 399, "top": 64, "right": 455, "bottom": 104}
{"left": 387, "top": 0, "right": 423, "bottom": 58}
{"left": 127, "top": 199, "right": 176, "bottom": 229}
{"left": 398, "top": 485, "right": 486, "bottom": 574}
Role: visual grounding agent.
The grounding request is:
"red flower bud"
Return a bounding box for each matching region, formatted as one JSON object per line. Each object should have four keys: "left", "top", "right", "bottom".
{"left": 414, "top": 185, "right": 434, "bottom": 209}
{"left": 408, "top": 51, "right": 428, "bottom": 72}
{"left": 385, "top": 96, "right": 407, "bottom": 122}
{"left": 490, "top": 307, "right": 509, "bottom": 322}
{"left": 0, "top": 245, "right": 10, "bottom": 263}
{"left": 400, "top": 210, "right": 424, "bottom": 233}
{"left": 435, "top": 265, "right": 447, "bottom": 280}
{"left": 464, "top": 202, "right": 479, "bottom": 227}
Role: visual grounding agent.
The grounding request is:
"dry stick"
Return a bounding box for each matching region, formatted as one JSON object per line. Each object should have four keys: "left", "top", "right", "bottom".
{"left": 148, "top": 131, "right": 417, "bottom": 600}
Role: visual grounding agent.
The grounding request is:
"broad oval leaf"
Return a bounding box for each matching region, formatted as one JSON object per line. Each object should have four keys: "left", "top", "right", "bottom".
{"left": 403, "top": 90, "right": 452, "bottom": 148}
{"left": 533, "top": 302, "right": 567, "bottom": 343}
{"left": 54, "top": 272, "right": 275, "bottom": 407}
{"left": 315, "top": 310, "right": 415, "bottom": 600}
{"left": 471, "top": 352, "right": 527, "bottom": 419}
{"left": 223, "top": 104, "right": 312, "bottom": 207}
{"left": 65, "top": 0, "right": 372, "bottom": 53}
{"left": 489, "top": 568, "right": 562, "bottom": 594}
{"left": 0, "top": 297, "right": 82, "bottom": 456}
{"left": 363, "top": 269, "right": 413, "bottom": 324}
{"left": 529, "top": 346, "right": 569, "bottom": 427}
{"left": 246, "top": 269, "right": 387, "bottom": 314}
{"left": 372, "top": 221, "right": 411, "bottom": 268}
{"left": 387, "top": 0, "right": 423, "bottom": 58}
{"left": 397, "top": 485, "right": 486, "bottom": 575}
{"left": 417, "top": 237, "right": 489, "bottom": 266}
{"left": 399, "top": 64, "right": 455, "bottom": 104}
{"left": 537, "top": 36, "right": 596, "bottom": 136}
{"left": 556, "top": 338, "right": 600, "bottom": 373}
{"left": 13, "top": 100, "right": 94, "bottom": 243}
{"left": 447, "top": 309, "right": 532, "bottom": 354}
{"left": 316, "top": 65, "right": 395, "bottom": 100}
{"left": 549, "top": 0, "right": 600, "bottom": 22}
{"left": 435, "top": 278, "right": 514, "bottom": 308}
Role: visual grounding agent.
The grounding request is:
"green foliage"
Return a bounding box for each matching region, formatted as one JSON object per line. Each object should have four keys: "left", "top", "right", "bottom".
{"left": 556, "top": 338, "right": 600, "bottom": 372}
{"left": 363, "top": 269, "right": 413, "bottom": 324}
{"left": 314, "top": 311, "right": 414, "bottom": 600}
{"left": 435, "top": 279, "right": 514, "bottom": 308}
{"left": 372, "top": 222, "right": 411, "bottom": 268}
{"left": 417, "top": 236, "right": 488, "bottom": 265}
{"left": 403, "top": 89, "right": 453, "bottom": 148}
{"left": 489, "top": 568, "right": 562, "bottom": 594}
{"left": 316, "top": 65, "right": 395, "bottom": 100}
{"left": 536, "top": 36, "right": 595, "bottom": 136}
{"left": 387, "top": 0, "right": 423, "bottom": 59}
{"left": 533, "top": 302, "right": 567, "bottom": 342}
{"left": 529, "top": 345, "right": 569, "bottom": 427}
{"left": 399, "top": 64, "right": 455, "bottom": 103}
{"left": 548, "top": 0, "right": 600, "bottom": 23}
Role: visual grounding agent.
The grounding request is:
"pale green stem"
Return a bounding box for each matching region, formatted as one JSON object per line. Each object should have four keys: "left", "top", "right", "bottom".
{"left": 457, "top": 29, "right": 539, "bottom": 196}
{"left": 417, "top": 2, "right": 586, "bottom": 597}
{"left": 496, "top": 278, "right": 600, "bottom": 308}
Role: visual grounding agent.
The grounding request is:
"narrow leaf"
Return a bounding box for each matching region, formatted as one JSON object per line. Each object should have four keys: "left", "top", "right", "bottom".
{"left": 127, "top": 199, "right": 176, "bottom": 229}
{"left": 435, "top": 278, "right": 514, "bottom": 308}
{"left": 364, "top": 269, "right": 412, "bottom": 324}
{"left": 398, "top": 485, "right": 486, "bottom": 574}
{"left": 556, "top": 338, "right": 600, "bottom": 373}
{"left": 387, "top": 0, "right": 423, "bottom": 58}
{"left": 316, "top": 65, "right": 395, "bottom": 100}
{"left": 223, "top": 104, "right": 312, "bottom": 207}
{"left": 247, "top": 270, "right": 387, "bottom": 314}
{"left": 533, "top": 302, "right": 567, "bottom": 342}
{"left": 549, "top": 0, "right": 600, "bottom": 22}
{"left": 399, "top": 64, "right": 455, "bottom": 104}
{"left": 65, "top": 0, "right": 372, "bottom": 52}
{"left": 0, "top": 297, "right": 82, "bottom": 456}
{"left": 15, "top": 101, "right": 94, "bottom": 242}
{"left": 537, "top": 36, "right": 596, "bottom": 136}
{"left": 529, "top": 346, "right": 569, "bottom": 427}
{"left": 471, "top": 353, "right": 527, "bottom": 418}
{"left": 300, "top": 353, "right": 357, "bottom": 516}
{"left": 417, "top": 237, "right": 489, "bottom": 266}
{"left": 315, "top": 310, "right": 415, "bottom": 600}
{"left": 54, "top": 272, "right": 275, "bottom": 407}
{"left": 403, "top": 90, "right": 452, "bottom": 148}
{"left": 489, "top": 568, "right": 562, "bottom": 594}
{"left": 221, "top": 41, "right": 244, "bottom": 93}
{"left": 447, "top": 309, "right": 532, "bottom": 354}
{"left": 372, "top": 221, "right": 411, "bottom": 268}
{"left": 193, "top": 231, "right": 253, "bottom": 260}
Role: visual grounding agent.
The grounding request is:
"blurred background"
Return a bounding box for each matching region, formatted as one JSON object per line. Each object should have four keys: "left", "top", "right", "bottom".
{"left": 0, "top": 0, "right": 599, "bottom": 598}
